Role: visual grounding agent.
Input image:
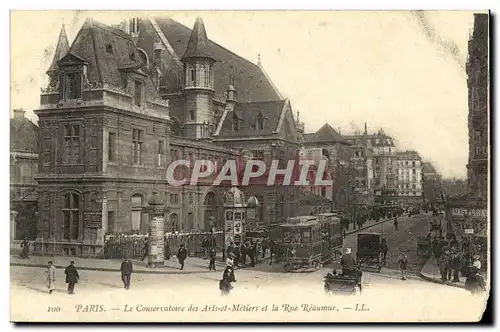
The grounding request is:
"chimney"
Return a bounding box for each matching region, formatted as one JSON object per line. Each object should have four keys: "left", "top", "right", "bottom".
{"left": 13, "top": 108, "right": 25, "bottom": 119}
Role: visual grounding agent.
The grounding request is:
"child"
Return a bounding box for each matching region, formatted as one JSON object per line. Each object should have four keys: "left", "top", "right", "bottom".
{"left": 398, "top": 252, "right": 408, "bottom": 280}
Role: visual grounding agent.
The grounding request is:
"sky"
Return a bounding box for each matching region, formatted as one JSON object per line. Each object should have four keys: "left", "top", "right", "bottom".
{"left": 10, "top": 10, "right": 479, "bottom": 179}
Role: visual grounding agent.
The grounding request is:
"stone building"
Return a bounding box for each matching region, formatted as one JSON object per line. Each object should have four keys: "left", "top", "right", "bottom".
{"left": 395, "top": 150, "right": 423, "bottom": 205}
{"left": 10, "top": 109, "right": 39, "bottom": 244}
{"left": 344, "top": 127, "right": 396, "bottom": 204}
{"left": 466, "top": 13, "right": 489, "bottom": 200}
{"left": 33, "top": 16, "right": 306, "bottom": 255}
{"left": 303, "top": 123, "right": 353, "bottom": 211}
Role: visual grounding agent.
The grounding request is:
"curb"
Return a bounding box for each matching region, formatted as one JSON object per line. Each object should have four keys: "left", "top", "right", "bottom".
{"left": 9, "top": 262, "right": 214, "bottom": 275}
{"left": 345, "top": 216, "right": 397, "bottom": 236}
{"left": 418, "top": 272, "right": 465, "bottom": 289}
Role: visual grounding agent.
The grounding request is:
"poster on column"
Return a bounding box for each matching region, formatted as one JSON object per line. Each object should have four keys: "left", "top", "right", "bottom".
{"left": 150, "top": 216, "right": 164, "bottom": 262}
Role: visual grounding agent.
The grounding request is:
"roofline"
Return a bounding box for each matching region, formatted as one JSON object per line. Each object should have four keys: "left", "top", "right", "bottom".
{"left": 258, "top": 62, "right": 283, "bottom": 99}
{"left": 147, "top": 17, "right": 183, "bottom": 67}
{"left": 273, "top": 98, "right": 289, "bottom": 134}
{"left": 152, "top": 16, "right": 267, "bottom": 75}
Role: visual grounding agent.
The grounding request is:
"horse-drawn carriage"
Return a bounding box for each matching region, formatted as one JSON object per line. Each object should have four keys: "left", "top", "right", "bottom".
{"left": 324, "top": 269, "right": 362, "bottom": 295}
{"left": 356, "top": 232, "right": 383, "bottom": 272}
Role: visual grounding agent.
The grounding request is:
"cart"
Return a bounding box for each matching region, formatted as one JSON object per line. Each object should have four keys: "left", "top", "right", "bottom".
{"left": 356, "top": 232, "right": 383, "bottom": 272}
{"left": 324, "top": 271, "right": 362, "bottom": 295}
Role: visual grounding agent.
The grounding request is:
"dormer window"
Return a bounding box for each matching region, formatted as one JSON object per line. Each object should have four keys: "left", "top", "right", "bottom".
{"left": 232, "top": 113, "right": 239, "bottom": 132}
{"left": 130, "top": 52, "right": 136, "bottom": 61}
{"left": 257, "top": 111, "right": 265, "bottom": 130}
{"left": 134, "top": 80, "right": 143, "bottom": 106}
{"left": 213, "top": 108, "right": 221, "bottom": 125}
{"left": 106, "top": 43, "right": 113, "bottom": 54}
{"left": 61, "top": 71, "right": 82, "bottom": 100}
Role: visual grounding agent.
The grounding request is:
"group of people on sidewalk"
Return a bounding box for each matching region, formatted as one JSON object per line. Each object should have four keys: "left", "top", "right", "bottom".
{"left": 431, "top": 234, "right": 482, "bottom": 284}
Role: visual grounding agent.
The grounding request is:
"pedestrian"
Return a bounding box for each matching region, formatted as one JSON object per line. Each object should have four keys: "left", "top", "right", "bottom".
{"left": 225, "top": 252, "right": 236, "bottom": 282}
{"left": 46, "top": 261, "right": 56, "bottom": 294}
{"left": 398, "top": 252, "right": 408, "bottom": 280}
{"left": 64, "top": 261, "right": 79, "bottom": 295}
{"left": 261, "top": 238, "right": 268, "bottom": 259}
{"left": 177, "top": 244, "right": 188, "bottom": 270}
{"left": 450, "top": 248, "right": 462, "bottom": 282}
{"left": 164, "top": 240, "right": 171, "bottom": 260}
{"left": 234, "top": 245, "right": 241, "bottom": 267}
{"left": 380, "top": 239, "right": 388, "bottom": 265}
{"left": 393, "top": 217, "right": 399, "bottom": 231}
{"left": 249, "top": 241, "right": 257, "bottom": 267}
{"left": 120, "top": 257, "right": 133, "bottom": 290}
{"left": 208, "top": 247, "right": 217, "bottom": 271}
{"left": 219, "top": 267, "right": 234, "bottom": 296}
{"left": 441, "top": 250, "right": 451, "bottom": 283}
{"left": 142, "top": 238, "right": 149, "bottom": 262}
{"left": 269, "top": 239, "right": 277, "bottom": 265}
{"left": 227, "top": 242, "right": 235, "bottom": 257}
{"left": 19, "top": 238, "right": 30, "bottom": 259}
{"left": 201, "top": 237, "right": 210, "bottom": 259}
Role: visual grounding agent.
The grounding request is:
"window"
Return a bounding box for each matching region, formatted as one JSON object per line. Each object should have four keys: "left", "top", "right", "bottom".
{"left": 412, "top": 161, "right": 416, "bottom": 167}
{"left": 321, "top": 187, "right": 327, "bottom": 197}
{"left": 189, "top": 192, "right": 194, "bottom": 204}
{"left": 233, "top": 113, "right": 239, "bottom": 131}
{"left": 405, "top": 161, "right": 408, "bottom": 166}
{"left": 154, "top": 49, "right": 161, "bottom": 63}
{"left": 190, "top": 110, "right": 195, "bottom": 121}
{"left": 190, "top": 69, "right": 196, "bottom": 84}
{"left": 158, "top": 139, "right": 165, "bottom": 166}
{"left": 134, "top": 80, "right": 143, "bottom": 106}
{"left": 63, "top": 124, "right": 81, "bottom": 164}
{"left": 132, "top": 129, "right": 143, "bottom": 164}
{"left": 61, "top": 71, "right": 82, "bottom": 100}
{"left": 62, "top": 193, "right": 80, "bottom": 240}
{"left": 412, "top": 184, "right": 416, "bottom": 189}
{"left": 213, "top": 108, "right": 221, "bottom": 125}
{"left": 107, "top": 211, "right": 115, "bottom": 234}
{"left": 131, "top": 194, "right": 143, "bottom": 231}
{"left": 257, "top": 111, "right": 264, "bottom": 130}
{"left": 170, "top": 194, "right": 179, "bottom": 204}
{"left": 108, "top": 132, "right": 116, "bottom": 162}
{"left": 106, "top": 43, "right": 113, "bottom": 54}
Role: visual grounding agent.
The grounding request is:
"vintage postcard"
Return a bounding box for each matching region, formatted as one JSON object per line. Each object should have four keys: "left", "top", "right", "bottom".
{"left": 9, "top": 10, "right": 490, "bottom": 323}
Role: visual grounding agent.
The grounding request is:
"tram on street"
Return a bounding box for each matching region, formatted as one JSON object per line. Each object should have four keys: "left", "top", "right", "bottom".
{"left": 278, "top": 216, "right": 323, "bottom": 272}
{"left": 317, "top": 213, "right": 344, "bottom": 264}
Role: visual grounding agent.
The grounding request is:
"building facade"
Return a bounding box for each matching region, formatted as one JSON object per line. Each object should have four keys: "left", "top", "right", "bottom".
{"left": 466, "top": 13, "right": 489, "bottom": 201}
{"left": 32, "top": 16, "right": 310, "bottom": 256}
{"left": 395, "top": 151, "right": 423, "bottom": 205}
{"left": 10, "top": 109, "right": 39, "bottom": 244}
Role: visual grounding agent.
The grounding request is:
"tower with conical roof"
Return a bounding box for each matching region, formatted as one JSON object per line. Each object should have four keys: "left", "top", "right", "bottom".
{"left": 181, "top": 17, "right": 216, "bottom": 140}
{"left": 46, "top": 24, "right": 70, "bottom": 88}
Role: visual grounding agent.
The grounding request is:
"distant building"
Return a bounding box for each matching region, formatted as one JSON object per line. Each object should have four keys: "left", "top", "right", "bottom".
{"left": 10, "top": 109, "right": 39, "bottom": 243}
{"left": 303, "top": 123, "right": 353, "bottom": 210}
{"left": 466, "top": 13, "right": 489, "bottom": 200}
{"left": 395, "top": 150, "right": 423, "bottom": 205}
{"left": 422, "top": 162, "right": 442, "bottom": 204}
{"left": 344, "top": 127, "right": 396, "bottom": 204}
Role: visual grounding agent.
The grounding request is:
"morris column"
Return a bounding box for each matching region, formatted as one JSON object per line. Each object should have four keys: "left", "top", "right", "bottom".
{"left": 144, "top": 192, "right": 166, "bottom": 268}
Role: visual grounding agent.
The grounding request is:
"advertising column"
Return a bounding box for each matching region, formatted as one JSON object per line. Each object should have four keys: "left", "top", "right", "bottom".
{"left": 144, "top": 192, "right": 165, "bottom": 268}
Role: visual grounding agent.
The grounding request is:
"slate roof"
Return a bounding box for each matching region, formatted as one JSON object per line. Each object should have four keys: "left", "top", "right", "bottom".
{"left": 304, "top": 123, "right": 346, "bottom": 144}
{"left": 10, "top": 116, "right": 39, "bottom": 153}
{"left": 217, "top": 100, "right": 286, "bottom": 138}
{"left": 62, "top": 19, "right": 159, "bottom": 96}
{"left": 153, "top": 17, "right": 281, "bottom": 102}
{"left": 181, "top": 17, "right": 215, "bottom": 61}
{"left": 47, "top": 25, "right": 70, "bottom": 73}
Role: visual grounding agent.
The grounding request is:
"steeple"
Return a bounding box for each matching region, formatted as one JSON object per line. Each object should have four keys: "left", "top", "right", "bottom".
{"left": 46, "top": 24, "right": 70, "bottom": 75}
{"left": 364, "top": 122, "right": 368, "bottom": 135}
{"left": 181, "top": 17, "right": 216, "bottom": 62}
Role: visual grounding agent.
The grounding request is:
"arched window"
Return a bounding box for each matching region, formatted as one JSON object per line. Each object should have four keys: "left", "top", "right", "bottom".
{"left": 131, "top": 194, "right": 143, "bottom": 232}
{"left": 169, "top": 213, "right": 179, "bottom": 232}
{"left": 62, "top": 193, "right": 80, "bottom": 240}
{"left": 232, "top": 113, "right": 239, "bottom": 132}
{"left": 257, "top": 111, "right": 264, "bottom": 130}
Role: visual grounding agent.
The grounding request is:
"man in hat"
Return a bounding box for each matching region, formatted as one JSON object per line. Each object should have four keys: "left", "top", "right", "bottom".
{"left": 340, "top": 248, "right": 359, "bottom": 278}
{"left": 398, "top": 251, "right": 408, "bottom": 280}
{"left": 120, "top": 257, "right": 133, "bottom": 290}
{"left": 177, "top": 244, "right": 188, "bottom": 270}
{"left": 64, "top": 261, "right": 79, "bottom": 294}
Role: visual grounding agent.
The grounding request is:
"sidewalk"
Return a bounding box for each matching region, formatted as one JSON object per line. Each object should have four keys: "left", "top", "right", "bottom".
{"left": 418, "top": 255, "right": 487, "bottom": 289}
{"left": 10, "top": 254, "right": 231, "bottom": 275}
{"left": 10, "top": 214, "right": 405, "bottom": 275}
